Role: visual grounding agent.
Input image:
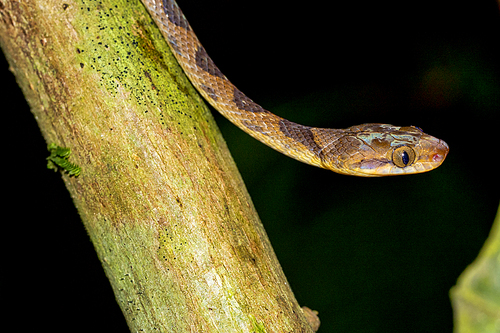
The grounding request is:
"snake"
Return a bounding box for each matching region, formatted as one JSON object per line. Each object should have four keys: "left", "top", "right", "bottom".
{"left": 140, "top": 0, "right": 449, "bottom": 176}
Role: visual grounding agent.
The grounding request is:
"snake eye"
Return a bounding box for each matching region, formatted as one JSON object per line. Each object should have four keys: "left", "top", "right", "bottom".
{"left": 392, "top": 146, "right": 416, "bottom": 168}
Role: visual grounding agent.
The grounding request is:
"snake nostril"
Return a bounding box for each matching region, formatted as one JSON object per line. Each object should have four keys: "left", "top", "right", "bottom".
{"left": 432, "top": 153, "right": 443, "bottom": 163}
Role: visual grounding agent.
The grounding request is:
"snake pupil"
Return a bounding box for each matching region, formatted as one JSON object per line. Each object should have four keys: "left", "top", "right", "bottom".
{"left": 401, "top": 151, "right": 409, "bottom": 165}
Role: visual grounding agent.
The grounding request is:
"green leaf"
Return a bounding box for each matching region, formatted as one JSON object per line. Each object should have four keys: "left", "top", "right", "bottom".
{"left": 450, "top": 203, "right": 500, "bottom": 333}
{"left": 46, "top": 143, "right": 81, "bottom": 177}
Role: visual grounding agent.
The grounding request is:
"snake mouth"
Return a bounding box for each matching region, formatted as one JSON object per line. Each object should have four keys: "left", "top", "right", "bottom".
{"left": 345, "top": 159, "right": 394, "bottom": 176}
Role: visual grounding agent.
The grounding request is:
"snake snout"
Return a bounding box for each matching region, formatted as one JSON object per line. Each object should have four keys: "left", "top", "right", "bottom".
{"left": 431, "top": 140, "right": 449, "bottom": 164}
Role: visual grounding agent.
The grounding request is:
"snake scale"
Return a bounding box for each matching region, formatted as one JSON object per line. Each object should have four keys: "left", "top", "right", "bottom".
{"left": 140, "top": 0, "right": 449, "bottom": 176}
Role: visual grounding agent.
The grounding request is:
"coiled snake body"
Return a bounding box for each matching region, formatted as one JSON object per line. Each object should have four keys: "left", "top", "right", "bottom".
{"left": 141, "top": 0, "right": 449, "bottom": 176}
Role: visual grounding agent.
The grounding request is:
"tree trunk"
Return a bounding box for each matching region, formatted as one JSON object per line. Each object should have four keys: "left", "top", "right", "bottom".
{"left": 0, "top": 0, "right": 318, "bottom": 331}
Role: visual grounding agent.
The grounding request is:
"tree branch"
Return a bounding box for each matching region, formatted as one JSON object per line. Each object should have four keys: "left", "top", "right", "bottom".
{"left": 0, "top": 0, "right": 318, "bottom": 331}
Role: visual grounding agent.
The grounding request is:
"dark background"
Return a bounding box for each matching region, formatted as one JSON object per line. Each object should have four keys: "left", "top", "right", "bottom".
{"left": 3, "top": 0, "right": 499, "bottom": 332}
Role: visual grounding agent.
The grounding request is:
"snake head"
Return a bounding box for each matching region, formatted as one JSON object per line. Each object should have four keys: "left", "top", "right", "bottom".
{"left": 326, "top": 124, "right": 449, "bottom": 176}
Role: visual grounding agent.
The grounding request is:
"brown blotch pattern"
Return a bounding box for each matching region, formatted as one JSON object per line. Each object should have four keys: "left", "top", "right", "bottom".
{"left": 195, "top": 46, "right": 225, "bottom": 79}
{"left": 233, "top": 88, "right": 265, "bottom": 113}
{"left": 279, "top": 119, "right": 321, "bottom": 155}
{"left": 162, "top": 0, "right": 190, "bottom": 30}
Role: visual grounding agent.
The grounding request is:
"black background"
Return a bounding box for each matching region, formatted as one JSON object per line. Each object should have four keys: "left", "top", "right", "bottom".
{"left": 3, "top": 0, "right": 499, "bottom": 332}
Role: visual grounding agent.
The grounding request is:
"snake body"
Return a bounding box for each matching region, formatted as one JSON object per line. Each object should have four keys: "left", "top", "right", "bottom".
{"left": 141, "top": 0, "right": 449, "bottom": 176}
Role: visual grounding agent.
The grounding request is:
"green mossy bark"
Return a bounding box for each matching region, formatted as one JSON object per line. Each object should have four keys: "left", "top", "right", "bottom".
{"left": 0, "top": 0, "right": 316, "bottom": 331}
